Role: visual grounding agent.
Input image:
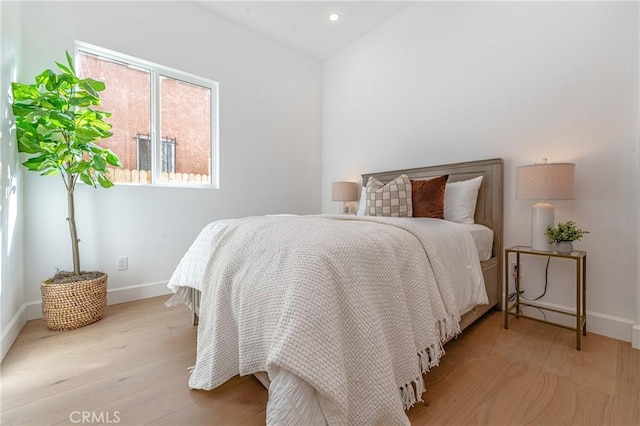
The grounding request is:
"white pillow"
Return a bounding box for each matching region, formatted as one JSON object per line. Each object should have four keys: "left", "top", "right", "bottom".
{"left": 444, "top": 176, "right": 483, "bottom": 224}
{"left": 356, "top": 186, "right": 366, "bottom": 216}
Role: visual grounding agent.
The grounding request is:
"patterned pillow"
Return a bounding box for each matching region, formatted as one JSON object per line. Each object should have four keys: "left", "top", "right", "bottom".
{"left": 365, "top": 174, "right": 413, "bottom": 217}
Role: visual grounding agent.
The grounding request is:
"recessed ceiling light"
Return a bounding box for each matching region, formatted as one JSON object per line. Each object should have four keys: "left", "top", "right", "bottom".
{"left": 329, "top": 13, "right": 340, "bottom": 22}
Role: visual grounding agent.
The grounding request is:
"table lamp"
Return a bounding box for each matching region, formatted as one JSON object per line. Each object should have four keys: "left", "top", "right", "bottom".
{"left": 516, "top": 159, "right": 575, "bottom": 251}
{"left": 332, "top": 182, "right": 357, "bottom": 214}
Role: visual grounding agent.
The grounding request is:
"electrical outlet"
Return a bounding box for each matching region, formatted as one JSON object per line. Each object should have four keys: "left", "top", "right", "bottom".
{"left": 117, "top": 256, "right": 128, "bottom": 271}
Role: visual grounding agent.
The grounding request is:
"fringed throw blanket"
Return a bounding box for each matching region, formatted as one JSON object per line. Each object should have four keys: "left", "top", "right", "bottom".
{"left": 169, "top": 215, "right": 463, "bottom": 425}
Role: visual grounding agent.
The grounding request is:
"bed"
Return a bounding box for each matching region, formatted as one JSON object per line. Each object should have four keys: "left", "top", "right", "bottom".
{"left": 166, "top": 158, "right": 503, "bottom": 425}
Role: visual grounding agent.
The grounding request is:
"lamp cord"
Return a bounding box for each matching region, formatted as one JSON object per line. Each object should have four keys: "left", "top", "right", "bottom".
{"left": 521, "top": 256, "right": 551, "bottom": 301}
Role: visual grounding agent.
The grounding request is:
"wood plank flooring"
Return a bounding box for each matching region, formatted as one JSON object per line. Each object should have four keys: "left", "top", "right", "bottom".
{"left": 1, "top": 296, "right": 638, "bottom": 425}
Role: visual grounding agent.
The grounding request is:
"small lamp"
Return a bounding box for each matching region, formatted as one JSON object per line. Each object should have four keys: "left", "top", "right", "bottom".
{"left": 332, "top": 181, "right": 357, "bottom": 214}
{"left": 516, "top": 159, "right": 575, "bottom": 251}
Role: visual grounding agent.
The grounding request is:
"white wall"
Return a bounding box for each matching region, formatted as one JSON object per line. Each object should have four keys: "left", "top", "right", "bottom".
{"left": 0, "top": 1, "right": 25, "bottom": 361}
{"left": 322, "top": 2, "right": 640, "bottom": 341}
{"left": 19, "top": 2, "right": 322, "bottom": 306}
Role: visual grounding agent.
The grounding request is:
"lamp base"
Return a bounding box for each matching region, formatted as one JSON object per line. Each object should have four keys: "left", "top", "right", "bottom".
{"left": 531, "top": 202, "right": 554, "bottom": 251}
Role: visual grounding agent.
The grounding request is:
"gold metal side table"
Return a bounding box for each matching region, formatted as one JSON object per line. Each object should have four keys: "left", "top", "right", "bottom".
{"left": 504, "top": 245, "right": 587, "bottom": 350}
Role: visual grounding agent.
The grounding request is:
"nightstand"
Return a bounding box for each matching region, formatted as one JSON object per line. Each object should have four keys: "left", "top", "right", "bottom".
{"left": 504, "top": 245, "right": 587, "bottom": 350}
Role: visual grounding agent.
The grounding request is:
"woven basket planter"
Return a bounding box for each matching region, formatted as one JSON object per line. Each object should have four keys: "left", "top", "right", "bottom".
{"left": 40, "top": 273, "right": 108, "bottom": 331}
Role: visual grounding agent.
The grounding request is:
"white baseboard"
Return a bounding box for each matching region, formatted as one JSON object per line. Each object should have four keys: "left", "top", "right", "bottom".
{"left": 632, "top": 324, "right": 640, "bottom": 349}
{"left": 1, "top": 304, "right": 27, "bottom": 362}
{"left": 531, "top": 300, "right": 634, "bottom": 343}
{"left": 1, "top": 281, "right": 172, "bottom": 362}
{"left": 106, "top": 280, "right": 172, "bottom": 306}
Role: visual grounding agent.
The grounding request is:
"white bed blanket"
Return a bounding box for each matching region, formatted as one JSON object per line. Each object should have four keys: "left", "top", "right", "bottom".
{"left": 167, "top": 215, "right": 486, "bottom": 424}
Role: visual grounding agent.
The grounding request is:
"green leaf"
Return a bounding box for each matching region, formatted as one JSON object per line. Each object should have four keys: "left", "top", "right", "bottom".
{"left": 66, "top": 51, "right": 76, "bottom": 74}
{"left": 14, "top": 119, "right": 36, "bottom": 134}
{"left": 93, "top": 155, "right": 106, "bottom": 171}
{"left": 80, "top": 171, "right": 95, "bottom": 187}
{"left": 83, "top": 78, "right": 106, "bottom": 92}
{"left": 69, "top": 95, "right": 94, "bottom": 107}
{"left": 12, "top": 102, "right": 35, "bottom": 118}
{"left": 35, "top": 69, "right": 56, "bottom": 89}
{"left": 58, "top": 153, "right": 75, "bottom": 165}
{"left": 18, "top": 134, "right": 41, "bottom": 154}
{"left": 40, "top": 100, "right": 56, "bottom": 109}
{"left": 55, "top": 61, "right": 72, "bottom": 75}
{"left": 54, "top": 142, "right": 70, "bottom": 156}
{"left": 41, "top": 168, "right": 60, "bottom": 177}
{"left": 48, "top": 110, "right": 75, "bottom": 129}
{"left": 11, "top": 83, "right": 39, "bottom": 101}
{"left": 23, "top": 109, "right": 45, "bottom": 124}
{"left": 50, "top": 131, "right": 65, "bottom": 143}
{"left": 87, "top": 144, "right": 102, "bottom": 154}
{"left": 81, "top": 81, "right": 99, "bottom": 98}
{"left": 96, "top": 173, "right": 114, "bottom": 188}
{"left": 106, "top": 151, "right": 122, "bottom": 167}
{"left": 67, "top": 160, "right": 90, "bottom": 174}
{"left": 75, "top": 127, "right": 101, "bottom": 141}
{"left": 36, "top": 124, "right": 51, "bottom": 137}
{"left": 57, "top": 73, "right": 79, "bottom": 87}
{"left": 90, "top": 119, "right": 112, "bottom": 132}
{"left": 22, "top": 155, "right": 47, "bottom": 171}
{"left": 42, "top": 93, "right": 63, "bottom": 109}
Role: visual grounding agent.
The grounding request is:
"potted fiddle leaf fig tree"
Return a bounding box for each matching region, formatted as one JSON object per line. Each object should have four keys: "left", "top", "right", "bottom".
{"left": 11, "top": 52, "right": 122, "bottom": 330}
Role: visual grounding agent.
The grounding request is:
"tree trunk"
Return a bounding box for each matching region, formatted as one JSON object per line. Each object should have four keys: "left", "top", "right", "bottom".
{"left": 67, "top": 185, "right": 81, "bottom": 276}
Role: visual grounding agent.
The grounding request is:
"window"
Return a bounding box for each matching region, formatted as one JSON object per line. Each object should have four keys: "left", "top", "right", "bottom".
{"left": 76, "top": 42, "right": 218, "bottom": 187}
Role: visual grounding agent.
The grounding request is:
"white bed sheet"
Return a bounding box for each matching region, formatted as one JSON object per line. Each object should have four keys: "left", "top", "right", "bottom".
{"left": 406, "top": 219, "right": 489, "bottom": 315}
{"left": 461, "top": 223, "right": 494, "bottom": 261}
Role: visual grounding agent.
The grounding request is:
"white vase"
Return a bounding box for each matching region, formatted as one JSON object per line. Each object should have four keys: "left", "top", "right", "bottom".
{"left": 554, "top": 241, "right": 573, "bottom": 254}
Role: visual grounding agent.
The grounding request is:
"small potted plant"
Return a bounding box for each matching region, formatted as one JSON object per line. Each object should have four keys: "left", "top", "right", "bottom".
{"left": 545, "top": 221, "right": 589, "bottom": 254}
{"left": 11, "top": 52, "right": 122, "bottom": 330}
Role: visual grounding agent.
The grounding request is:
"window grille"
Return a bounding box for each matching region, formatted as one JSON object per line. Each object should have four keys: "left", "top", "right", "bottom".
{"left": 135, "top": 133, "right": 177, "bottom": 173}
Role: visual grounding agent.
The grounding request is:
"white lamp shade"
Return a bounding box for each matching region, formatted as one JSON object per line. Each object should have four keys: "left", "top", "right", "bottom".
{"left": 332, "top": 182, "right": 357, "bottom": 202}
{"left": 516, "top": 163, "right": 575, "bottom": 201}
{"left": 516, "top": 161, "right": 576, "bottom": 251}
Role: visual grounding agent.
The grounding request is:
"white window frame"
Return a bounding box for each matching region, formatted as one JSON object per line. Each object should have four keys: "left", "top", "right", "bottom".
{"left": 75, "top": 41, "right": 219, "bottom": 189}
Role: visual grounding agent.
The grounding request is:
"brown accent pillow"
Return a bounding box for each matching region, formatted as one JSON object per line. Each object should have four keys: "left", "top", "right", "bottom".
{"left": 411, "top": 175, "right": 449, "bottom": 219}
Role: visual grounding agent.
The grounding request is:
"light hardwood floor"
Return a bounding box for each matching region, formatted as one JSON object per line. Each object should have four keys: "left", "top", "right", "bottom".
{"left": 2, "top": 296, "right": 639, "bottom": 425}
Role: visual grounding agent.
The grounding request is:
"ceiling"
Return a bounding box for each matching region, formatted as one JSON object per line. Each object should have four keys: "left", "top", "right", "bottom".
{"left": 196, "top": 1, "right": 412, "bottom": 61}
